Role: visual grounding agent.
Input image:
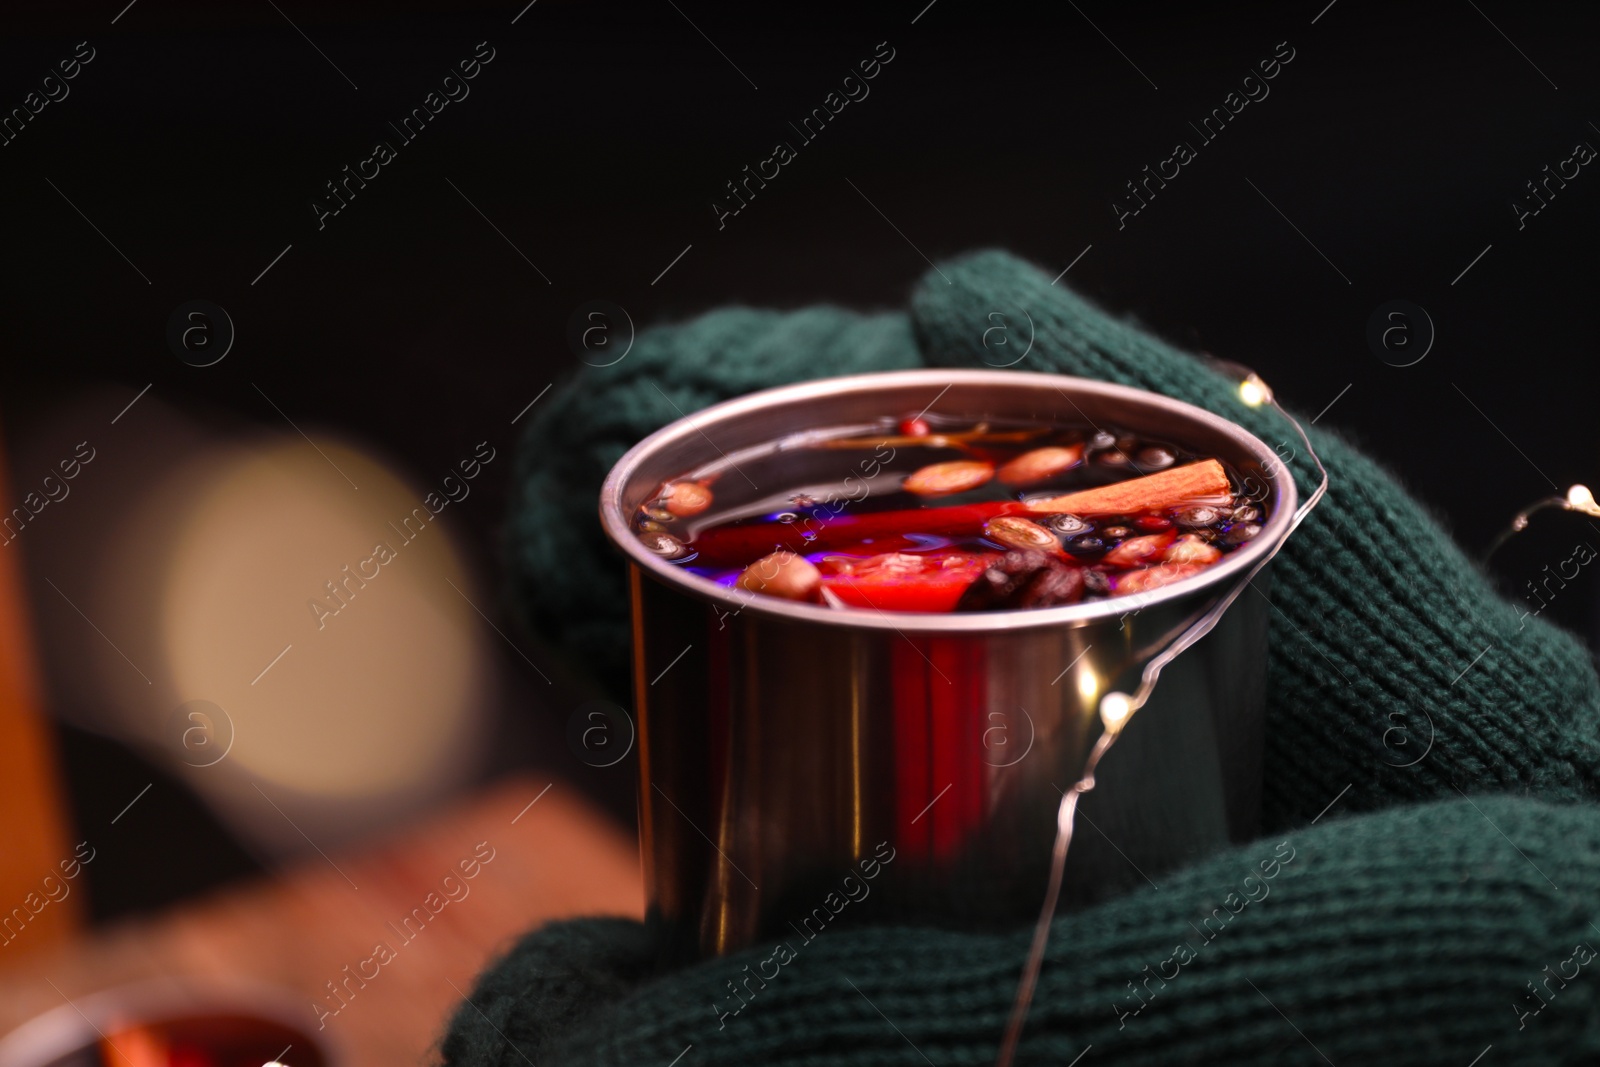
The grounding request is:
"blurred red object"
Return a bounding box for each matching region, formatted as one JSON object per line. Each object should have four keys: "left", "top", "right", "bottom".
{"left": 0, "top": 413, "right": 84, "bottom": 957}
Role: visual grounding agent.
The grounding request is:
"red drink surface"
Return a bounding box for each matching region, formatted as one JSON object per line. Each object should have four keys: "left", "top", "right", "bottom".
{"left": 636, "top": 418, "right": 1261, "bottom": 614}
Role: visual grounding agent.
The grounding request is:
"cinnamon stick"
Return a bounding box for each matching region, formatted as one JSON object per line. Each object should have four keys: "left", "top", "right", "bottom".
{"left": 1023, "top": 459, "right": 1231, "bottom": 517}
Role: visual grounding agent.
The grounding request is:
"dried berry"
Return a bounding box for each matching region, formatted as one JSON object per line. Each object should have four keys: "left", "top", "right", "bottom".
{"left": 903, "top": 460, "right": 994, "bottom": 496}
{"left": 642, "top": 504, "right": 675, "bottom": 523}
{"left": 955, "top": 550, "right": 1082, "bottom": 611}
{"left": 1223, "top": 522, "right": 1263, "bottom": 545}
{"left": 1135, "top": 447, "right": 1176, "bottom": 471}
{"left": 1135, "top": 515, "right": 1172, "bottom": 532}
{"left": 1044, "top": 513, "right": 1093, "bottom": 539}
{"left": 1095, "top": 450, "right": 1133, "bottom": 468}
{"left": 735, "top": 551, "right": 822, "bottom": 601}
{"left": 1101, "top": 525, "right": 1134, "bottom": 541}
{"left": 1082, "top": 569, "right": 1112, "bottom": 596}
{"left": 954, "top": 550, "right": 1054, "bottom": 610}
{"left": 663, "top": 481, "right": 713, "bottom": 517}
{"left": 1174, "top": 505, "right": 1224, "bottom": 528}
{"left": 1088, "top": 430, "right": 1117, "bottom": 451}
{"left": 996, "top": 445, "right": 1083, "bottom": 486}
{"left": 1017, "top": 563, "right": 1085, "bottom": 608}
{"left": 983, "top": 515, "right": 1060, "bottom": 553}
{"left": 1229, "top": 505, "right": 1261, "bottom": 523}
{"left": 1065, "top": 535, "right": 1106, "bottom": 558}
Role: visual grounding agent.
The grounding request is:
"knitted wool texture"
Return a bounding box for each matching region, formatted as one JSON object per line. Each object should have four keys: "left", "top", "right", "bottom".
{"left": 443, "top": 799, "right": 1600, "bottom": 1066}
{"left": 468, "top": 251, "right": 1600, "bottom": 1065}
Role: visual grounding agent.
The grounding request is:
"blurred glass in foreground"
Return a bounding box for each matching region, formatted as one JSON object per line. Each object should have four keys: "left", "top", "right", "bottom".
{"left": 0, "top": 979, "right": 339, "bottom": 1067}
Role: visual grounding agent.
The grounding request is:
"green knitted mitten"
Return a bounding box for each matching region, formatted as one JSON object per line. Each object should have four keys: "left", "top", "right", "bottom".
{"left": 450, "top": 799, "right": 1600, "bottom": 1066}
{"left": 461, "top": 251, "right": 1600, "bottom": 1066}
{"left": 909, "top": 251, "right": 1600, "bottom": 829}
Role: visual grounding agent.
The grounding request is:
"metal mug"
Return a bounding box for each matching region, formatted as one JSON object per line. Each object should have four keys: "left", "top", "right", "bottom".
{"left": 599, "top": 369, "right": 1297, "bottom": 960}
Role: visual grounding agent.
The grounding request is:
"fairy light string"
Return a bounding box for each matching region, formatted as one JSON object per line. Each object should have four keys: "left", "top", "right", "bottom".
{"left": 994, "top": 368, "right": 1330, "bottom": 1067}
{"left": 1484, "top": 483, "right": 1600, "bottom": 562}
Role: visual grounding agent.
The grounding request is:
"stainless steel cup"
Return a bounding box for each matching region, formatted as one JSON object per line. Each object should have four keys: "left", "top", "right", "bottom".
{"left": 599, "top": 369, "right": 1296, "bottom": 959}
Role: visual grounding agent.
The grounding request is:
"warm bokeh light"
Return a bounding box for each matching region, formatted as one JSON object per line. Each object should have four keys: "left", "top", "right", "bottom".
{"left": 1099, "top": 692, "right": 1134, "bottom": 734}
{"left": 1076, "top": 664, "right": 1098, "bottom": 704}
{"left": 133, "top": 435, "right": 490, "bottom": 848}
{"left": 24, "top": 391, "right": 495, "bottom": 854}
{"left": 154, "top": 438, "right": 485, "bottom": 794}
{"left": 1237, "top": 374, "right": 1271, "bottom": 408}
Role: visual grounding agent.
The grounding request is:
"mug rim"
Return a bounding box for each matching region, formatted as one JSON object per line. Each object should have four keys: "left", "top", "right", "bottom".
{"left": 599, "top": 368, "right": 1298, "bottom": 633}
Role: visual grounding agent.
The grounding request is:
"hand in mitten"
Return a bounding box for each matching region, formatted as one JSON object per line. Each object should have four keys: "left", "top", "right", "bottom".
{"left": 909, "top": 251, "right": 1600, "bottom": 828}
{"left": 451, "top": 252, "right": 1600, "bottom": 1067}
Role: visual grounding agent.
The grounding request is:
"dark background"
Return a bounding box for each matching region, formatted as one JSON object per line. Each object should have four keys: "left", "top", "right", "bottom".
{"left": 3, "top": 0, "right": 1598, "bottom": 921}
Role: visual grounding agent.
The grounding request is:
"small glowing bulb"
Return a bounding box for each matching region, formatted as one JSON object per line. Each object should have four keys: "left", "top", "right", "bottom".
{"left": 1567, "top": 484, "right": 1596, "bottom": 513}
{"left": 1077, "top": 665, "right": 1099, "bottom": 703}
{"left": 1238, "top": 374, "right": 1271, "bottom": 408}
{"left": 1100, "top": 692, "right": 1134, "bottom": 734}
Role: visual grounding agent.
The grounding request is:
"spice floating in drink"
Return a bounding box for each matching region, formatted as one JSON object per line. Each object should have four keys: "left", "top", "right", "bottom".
{"left": 997, "top": 445, "right": 1084, "bottom": 486}
{"left": 661, "top": 480, "right": 714, "bottom": 517}
{"left": 632, "top": 415, "right": 1264, "bottom": 612}
{"left": 903, "top": 460, "right": 994, "bottom": 497}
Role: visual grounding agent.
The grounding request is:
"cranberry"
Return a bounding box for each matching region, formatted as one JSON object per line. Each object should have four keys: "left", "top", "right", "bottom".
{"left": 898, "top": 416, "right": 931, "bottom": 437}
{"left": 1135, "top": 515, "right": 1172, "bottom": 531}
